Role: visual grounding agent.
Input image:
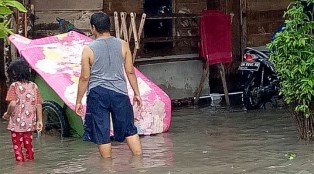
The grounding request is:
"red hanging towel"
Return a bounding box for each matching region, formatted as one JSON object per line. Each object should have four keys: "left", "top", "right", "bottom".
{"left": 199, "top": 10, "right": 225, "bottom": 59}
{"left": 199, "top": 10, "right": 232, "bottom": 65}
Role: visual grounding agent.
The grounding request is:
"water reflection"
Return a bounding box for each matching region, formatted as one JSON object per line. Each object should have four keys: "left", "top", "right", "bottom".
{"left": 3, "top": 107, "right": 314, "bottom": 173}
{"left": 0, "top": 118, "right": 174, "bottom": 174}
{"left": 84, "top": 133, "right": 174, "bottom": 172}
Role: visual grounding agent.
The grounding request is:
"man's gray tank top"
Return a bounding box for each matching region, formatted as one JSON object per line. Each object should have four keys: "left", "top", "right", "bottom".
{"left": 87, "top": 37, "right": 128, "bottom": 95}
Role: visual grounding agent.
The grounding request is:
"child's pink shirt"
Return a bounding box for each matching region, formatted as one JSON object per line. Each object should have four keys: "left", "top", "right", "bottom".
{"left": 6, "top": 81, "right": 43, "bottom": 132}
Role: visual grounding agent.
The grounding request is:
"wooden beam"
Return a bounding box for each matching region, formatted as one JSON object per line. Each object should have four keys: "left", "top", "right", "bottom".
{"left": 246, "top": 10, "right": 285, "bottom": 23}
{"left": 218, "top": 63, "right": 230, "bottom": 106}
{"left": 120, "top": 12, "right": 128, "bottom": 42}
{"left": 142, "top": 36, "right": 199, "bottom": 43}
{"left": 247, "top": 33, "right": 272, "bottom": 47}
{"left": 194, "top": 61, "right": 209, "bottom": 104}
{"left": 34, "top": 0, "right": 103, "bottom": 11}
{"left": 240, "top": 0, "right": 247, "bottom": 57}
{"left": 130, "top": 12, "right": 139, "bottom": 50}
{"left": 114, "top": 12, "right": 120, "bottom": 39}
{"left": 132, "top": 13, "right": 146, "bottom": 63}
{"left": 247, "top": 0, "right": 290, "bottom": 11}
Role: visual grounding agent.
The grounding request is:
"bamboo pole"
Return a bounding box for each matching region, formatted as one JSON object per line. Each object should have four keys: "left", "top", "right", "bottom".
{"left": 114, "top": 12, "right": 146, "bottom": 63}
{"left": 132, "top": 13, "right": 146, "bottom": 63}
{"left": 194, "top": 61, "right": 209, "bottom": 104}
{"left": 218, "top": 63, "right": 230, "bottom": 106}
{"left": 114, "top": 12, "right": 120, "bottom": 38}
{"left": 130, "top": 12, "right": 139, "bottom": 50}
{"left": 128, "top": 13, "right": 136, "bottom": 41}
{"left": 120, "top": 12, "right": 128, "bottom": 42}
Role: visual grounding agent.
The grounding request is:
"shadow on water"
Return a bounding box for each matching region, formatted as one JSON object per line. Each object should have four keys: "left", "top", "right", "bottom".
{"left": 2, "top": 104, "right": 314, "bottom": 173}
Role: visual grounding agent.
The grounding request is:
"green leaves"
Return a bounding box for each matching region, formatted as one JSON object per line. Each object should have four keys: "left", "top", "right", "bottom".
{"left": 5, "top": 0, "right": 27, "bottom": 12}
{"left": 267, "top": 0, "right": 314, "bottom": 118}
{"left": 0, "top": 6, "right": 12, "bottom": 15}
{"left": 0, "top": 18, "right": 12, "bottom": 37}
{"left": 0, "top": 0, "right": 27, "bottom": 38}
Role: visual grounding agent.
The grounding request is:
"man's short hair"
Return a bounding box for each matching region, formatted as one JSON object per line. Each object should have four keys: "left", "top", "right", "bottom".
{"left": 90, "top": 12, "right": 111, "bottom": 33}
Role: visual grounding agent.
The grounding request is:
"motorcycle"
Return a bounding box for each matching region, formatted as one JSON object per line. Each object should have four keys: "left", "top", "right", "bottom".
{"left": 238, "top": 47, "right": 280, "bottom": 110}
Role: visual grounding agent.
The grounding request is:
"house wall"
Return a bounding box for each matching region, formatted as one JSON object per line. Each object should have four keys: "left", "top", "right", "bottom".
{"left": 32, "top": 0, "right": 206, "bottom": 57}
{"left": 206, "top": 0, "right": 290, "bottom": 94}
{"left": 33, "top": 0, "right": 103, "bottom": 35}
{"left": 246, "top": 0, "right": 290, "bottom": 47}
{"left": 9, "top": 0, "right": 291, "bottom": 102}
{"left": 137, "top": 59, "right": 210, "bottom": 100}
{"left": 33, "top": 0, "right": 143, "bottom": 36}
{"left": 208, "top": 0, "right": 290, "bottom": 58}
{"left": 30, "top": 0, "right": 292, "bottom": 98}
{"left": 103, "top": 0, "right": 143, "bottom": 14}
{"left": 31, "top": 0, "right": 209, "bottom": 101}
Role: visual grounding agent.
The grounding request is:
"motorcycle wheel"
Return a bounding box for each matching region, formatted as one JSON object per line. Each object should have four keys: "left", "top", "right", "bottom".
{"left": 243, "top": 78, "right": 263, "bottom": 110}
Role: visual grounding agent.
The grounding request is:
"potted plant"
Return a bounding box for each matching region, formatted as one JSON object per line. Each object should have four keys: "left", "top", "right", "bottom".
{"left": 267, "top": 0, "right": 314, "bottom": 140}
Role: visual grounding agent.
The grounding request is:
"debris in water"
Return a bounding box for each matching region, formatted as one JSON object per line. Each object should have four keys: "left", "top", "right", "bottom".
{"left": 285, "top": 152, "right": 296, "bottom": 160}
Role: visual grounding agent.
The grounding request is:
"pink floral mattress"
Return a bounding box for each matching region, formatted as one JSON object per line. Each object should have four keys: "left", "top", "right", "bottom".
{"left": 9, "top": 31, "right": 171, "bottom": 135}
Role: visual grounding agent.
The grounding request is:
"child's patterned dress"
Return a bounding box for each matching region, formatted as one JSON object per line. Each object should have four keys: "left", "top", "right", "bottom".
{"left": 6, "top": 81, "right": 42, "bottom": 162}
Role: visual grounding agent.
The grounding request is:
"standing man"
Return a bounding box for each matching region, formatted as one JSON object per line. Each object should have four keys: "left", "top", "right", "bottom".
{"left": 75, "top": 12, "right": 142, "bottom": 158}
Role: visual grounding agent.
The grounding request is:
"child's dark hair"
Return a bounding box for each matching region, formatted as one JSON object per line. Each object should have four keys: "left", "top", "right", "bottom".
{"left": 7, "top": 58, "right": 31, "bottom": 82}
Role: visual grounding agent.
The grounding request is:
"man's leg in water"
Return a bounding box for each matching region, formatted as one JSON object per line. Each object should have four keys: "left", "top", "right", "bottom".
{"left": 126, "top": 134, "right": 142, "bottom": 156}
{"left": 98, "top": 143, "right": 112, "bottom": 158}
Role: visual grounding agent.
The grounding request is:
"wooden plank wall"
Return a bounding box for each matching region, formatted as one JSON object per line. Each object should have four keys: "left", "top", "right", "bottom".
{"left": 207, "top": 1, "right": 290, "bottom": 60}
{"left": 103, "top": 0, "right": 143, "bottom": 14}
{"left": 31, "top": 0, "right": 291, "bottom": 56}
{"left": 246, "top": 0, "right": 290, "bottom": 47}
{"left": 33, "top": 0, "right": 104, "bottom": 36}
{"left": 209, "top": 0, "right": 290, "bottom": 53}
{"left": 35, "top": 0, "right": 103, "bottom": 11}
{"left": 32, "top": 0, "right": 207, "bottom": 57}
{"left": 33, "top": 0, "right": 143, "bottom": 36}
{"left": 205, "top": 0, "right": 290, "bottom": 93}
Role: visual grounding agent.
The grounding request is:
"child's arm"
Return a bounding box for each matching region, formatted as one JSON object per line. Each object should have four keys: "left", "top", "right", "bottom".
{"left": 3, "top": 83, "right": 17, "bottom": 120}
{"left": 2, "top": 100, "right": 16, "bottom": 120}
{"left": 36, "top": 104, "right": 43, "bottom": 132}
{"left": 34, "top": 83, "right": 43, "bottom": 132}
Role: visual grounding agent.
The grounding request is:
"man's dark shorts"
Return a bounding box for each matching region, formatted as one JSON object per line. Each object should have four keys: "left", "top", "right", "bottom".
{"left": 83, "top": 86, "right": 138, "bottom": 144}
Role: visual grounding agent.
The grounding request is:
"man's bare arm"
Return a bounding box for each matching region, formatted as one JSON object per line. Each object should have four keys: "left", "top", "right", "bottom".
{"left": 76, "top": 46, "right": 92, "bottom": 104}
{"left": 122, "top": 41, "right": 140, "bottom": 96}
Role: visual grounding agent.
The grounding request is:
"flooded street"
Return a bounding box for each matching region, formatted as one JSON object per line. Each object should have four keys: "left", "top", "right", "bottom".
{"left": 1, "top": 106, "right": 314, "bottom": 174}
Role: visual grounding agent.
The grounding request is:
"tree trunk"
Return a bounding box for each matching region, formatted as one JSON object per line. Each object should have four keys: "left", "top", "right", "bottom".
{"left": 294, "top": 111, "right": 314, "bottom": 140}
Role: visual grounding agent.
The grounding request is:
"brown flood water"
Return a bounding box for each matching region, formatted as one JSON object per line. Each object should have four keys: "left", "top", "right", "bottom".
{"left": 1, "top": 105, "right": 314, "bottom": 174}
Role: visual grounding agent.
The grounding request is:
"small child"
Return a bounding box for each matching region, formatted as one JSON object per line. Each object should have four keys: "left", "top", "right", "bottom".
{"left": 2, "top": 58, "right": 43, "bottom": 162}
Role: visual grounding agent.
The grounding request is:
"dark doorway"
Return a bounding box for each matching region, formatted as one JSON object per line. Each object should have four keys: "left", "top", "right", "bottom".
{"left": 143, "top": 0, "right": 173, "bottom": 53}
